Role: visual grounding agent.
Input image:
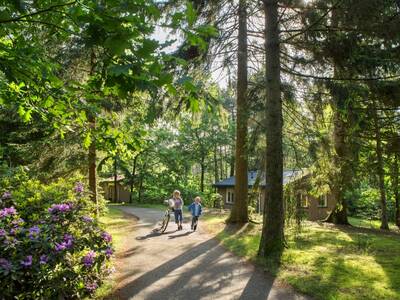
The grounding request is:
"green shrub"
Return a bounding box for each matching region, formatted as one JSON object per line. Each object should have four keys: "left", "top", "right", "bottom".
{"left": 0, "top": 172, "right": 113, "bottom": 298}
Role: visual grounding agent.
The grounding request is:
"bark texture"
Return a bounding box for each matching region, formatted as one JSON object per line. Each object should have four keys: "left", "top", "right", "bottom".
{"left": 324, "top": 8, "right": 350, "bottom": 225}
{"left": 324, "top": 88, "right": 351, "bottom": 225}
{"left": 113, "top": 157, "right": 118, "bottom": 202}
{"left": 393, "top": 153, "right": 400, "bottom": 228}
{"left": 372, "top": 102, "right": 389, "bottom": 230}
{"left": 228, "top": 0, "right": 248, "bottom": 223}
{"left": 258, "top": 0, "right": 284, "bottom": 256}
{"left": 88, "top": 50, "right": 98, "bottom": 208}
{"left": 214, "top": 144, "right": 219, "bottom": 184}
{"left": 88, "top": 115, "right": 97, "bottom": 206}
{"left": 129, "top": 154, "right": 138, "bottom": 203}
{"left": 200, "top": 158, "right": 205, "bottom": 192}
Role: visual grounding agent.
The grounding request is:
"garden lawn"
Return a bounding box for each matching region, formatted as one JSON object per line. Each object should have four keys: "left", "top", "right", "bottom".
{"left": 204, "top": 212, "right": 400, "bottom": 300}
{"left": 349, "top": 216, "right": 399, "bottom": 232}
{"left": 94, "top": 207, "right": 132, "bottom": 299}
{"left": 108, "top": 202, "right": 165, "bottom": 210}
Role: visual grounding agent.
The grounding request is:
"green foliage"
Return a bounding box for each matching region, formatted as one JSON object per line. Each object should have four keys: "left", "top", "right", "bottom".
{"left": 0, "top": 182, "right": 113, "bottom": 298}
{"left": 0, "top": 0, "right": 217, "bottom": 164}
{"left": 0, "top": 167, "right": 106, "bottom": 221}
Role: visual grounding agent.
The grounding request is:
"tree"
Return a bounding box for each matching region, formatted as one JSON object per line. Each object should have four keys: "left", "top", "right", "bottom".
{"left": 228, "top": 0, "right": 249, "bottom": 223}
{"left": 392, "top": 151, "right": 400, "bottom": 228}
{"left": 370, "top": 97, "right": 389, "bottom": 230}
{"left": 258, "top": 0, "right": 284, "bottom": 256}
{"left": 1, "top": 1, "right": 217, "bottom": 209}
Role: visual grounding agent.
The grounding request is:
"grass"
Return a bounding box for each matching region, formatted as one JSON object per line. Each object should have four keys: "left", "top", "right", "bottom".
{"left": 93, "top": 206, "right": 132, "bottom": 299}
{"left": 203, "top": 212, "right": 400, "bottom": 300}
{"left": 349, "top": 216, "right": 399, "bottom": 232}
{"left": 108, "top": 202, "right": 165, "bottom": 210}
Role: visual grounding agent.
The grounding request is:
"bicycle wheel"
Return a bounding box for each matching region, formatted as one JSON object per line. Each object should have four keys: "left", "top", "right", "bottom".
{"left": 159, "top": 210, "right": 170, "bottom": 233}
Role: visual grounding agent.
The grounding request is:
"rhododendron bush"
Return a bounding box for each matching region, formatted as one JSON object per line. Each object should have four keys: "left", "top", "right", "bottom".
{"left": 0, "top": 175, "right": 114, "bottom": 299}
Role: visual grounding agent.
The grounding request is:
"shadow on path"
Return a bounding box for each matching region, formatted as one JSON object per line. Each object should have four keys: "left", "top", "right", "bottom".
{"left": 114, "top": 235, "right": 300, "bottom": 300}
{"left": 113, "top": 206, "right": 309, "bottom": 300}
{"left": 117, "top": 246, "right": 141, "bottom": 259}
{"left": 135, "top": 230, "right": 176, "bottom": 240}
{"left": 168, "top": 231, "right": 194, "bottom": 239}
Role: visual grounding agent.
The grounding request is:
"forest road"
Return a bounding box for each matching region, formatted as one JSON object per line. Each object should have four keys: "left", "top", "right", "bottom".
{"left": 112, "top": 206, "right": 310, "bottom": 300}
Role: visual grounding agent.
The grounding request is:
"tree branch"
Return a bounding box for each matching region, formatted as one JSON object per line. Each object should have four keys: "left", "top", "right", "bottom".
{"left": 0, "top": 1, "right": 77, "bottom": 24}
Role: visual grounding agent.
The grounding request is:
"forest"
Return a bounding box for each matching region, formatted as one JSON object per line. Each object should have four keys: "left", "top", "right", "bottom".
{"left": 0, "top": 0, "right": 400, "bottom": 299}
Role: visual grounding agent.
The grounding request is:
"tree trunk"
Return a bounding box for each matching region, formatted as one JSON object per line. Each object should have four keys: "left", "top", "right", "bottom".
{"left": 214, "top": 144, "right": 219, "bottom": 184}
{"left": 228, "top": 0, "right": 248, "bottom": 223}
{"left": 373, "top": 102, "right": 389, "bottom": 230}
{"left": 258, "top": 0, "right": 284, "bottom": 256}
{"left": 393, "top": 153, "right": 400, "bottom": 228}
{"left": 230, "top": 145, "right": 235, "bottom": 177}
{"left": 88, "top": 115, "right": 97, "bottom": 205}
{"left": 200, "top": 158, "right": 205, "bottom": 192}
{"left": 219, "top": 146, "right": 224, "bottom": 180}
{"left": 88, "top": 49, "right": 98, "bottom": 213}
{"left": 129, "top": 154, "right": 138, "bottom": 203}
{"left": 324, "top": 94, "right": 350, "bottom": 225}
{"left": 324, "top": 9, "right": 350, "bottom": 225}
{"left": 113, "top": 157, "right": 118, "bottom": 202}
{"left": 138, "top": 175, "right": 144, "bottom": 203}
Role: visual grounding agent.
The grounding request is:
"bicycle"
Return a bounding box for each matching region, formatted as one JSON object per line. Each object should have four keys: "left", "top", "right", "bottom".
{"left": 154, "top": 200, "right": 173, "bottom": 233}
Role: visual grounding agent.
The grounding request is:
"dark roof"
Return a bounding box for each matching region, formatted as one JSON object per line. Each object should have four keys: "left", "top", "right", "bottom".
{"left": 100, "top": 175, "right": 125, "bottom": 183}
{"left": 213, "top": 170, "right": 308, "bottom": 188}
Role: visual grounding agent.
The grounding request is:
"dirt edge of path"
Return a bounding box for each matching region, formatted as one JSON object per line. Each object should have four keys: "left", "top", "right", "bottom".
{"left": 105, "top": 211, "right": 139, "bottom": 300}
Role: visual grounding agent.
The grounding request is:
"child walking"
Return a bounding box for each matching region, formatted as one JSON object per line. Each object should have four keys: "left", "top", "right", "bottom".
{"left": 172, "top": 190, "right": 184, "bottom": 230}
{"left": 188, "top": 196, "right": 202, "bottom": 231}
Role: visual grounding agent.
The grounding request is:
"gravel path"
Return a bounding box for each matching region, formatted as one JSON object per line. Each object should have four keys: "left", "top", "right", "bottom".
{"left": 112, "top": 206, "right": 309, "bottom": 300}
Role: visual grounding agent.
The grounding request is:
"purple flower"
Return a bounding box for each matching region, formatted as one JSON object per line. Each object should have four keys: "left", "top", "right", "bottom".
{"left": 0, "top": 206, "right": 17, "bottom": 218}
{"left": 82, "top": 250, "right": 96, "bottom": 267}
{"left": 1, "top": 191, "right": 11, "bottom": 200}
{"left": 54, "top": 242, "right": 66, "bottom": 252}
{"left": 10, "top": 227, "right": 19, "bottom": 235}
{"left": 28, "top": 226, "right": 40, "bottom": 239}
{"left": 0, "top": 258, "right": 12, "bottom": 271}
{"left": 21, "top": 255, "right": 32, "bottom": 267}
{"left": 74, "top": 182, "right": 84, "bottom": 194}
{"left": 105, "top": 266, "right": 116, "bottom": 275}
{"left": 48, "top": 203, "right": 72, "bottom": 214}
{"left": 82, "top": 216, "right": 93, "bottom": 223}
{"left": 54, "top": 235, "right": 74, "bottom": 252}
{"left": 105, "top": 247, "right": 113, "bottom": 258}
{"left": 85, "top": 281, "right": 98, "bottom": 292}
{"left": 4, "top": 236, "right": 17, "bottom": 246}
{"left": 0, "top": 229, "right": 6, "bottom": 237}
{"left": 39, "top": 255, "right": 48, "bottom": 265}
{"left": 63, "top": 234, "right": 74, "bottom": 248}
{"left": 101, "top": 232, "right": 112, "bottom": 243}
{"left": 11, "top": 218, "right": 24, "bottom": 226}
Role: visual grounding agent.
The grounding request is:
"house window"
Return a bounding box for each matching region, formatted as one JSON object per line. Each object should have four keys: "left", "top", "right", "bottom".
{"left": 297, "top": 193, "right": 308, "bottom": 208}
{"left": 227, "top": 190, "right": 234, "bottom": 204}
{"left": 318, "top": 195, "right": 328, "bottom": 208}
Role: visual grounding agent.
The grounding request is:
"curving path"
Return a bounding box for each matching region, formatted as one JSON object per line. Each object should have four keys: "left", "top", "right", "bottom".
{"left": 111, "top": 206, "right": 310, "bottom": 300}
